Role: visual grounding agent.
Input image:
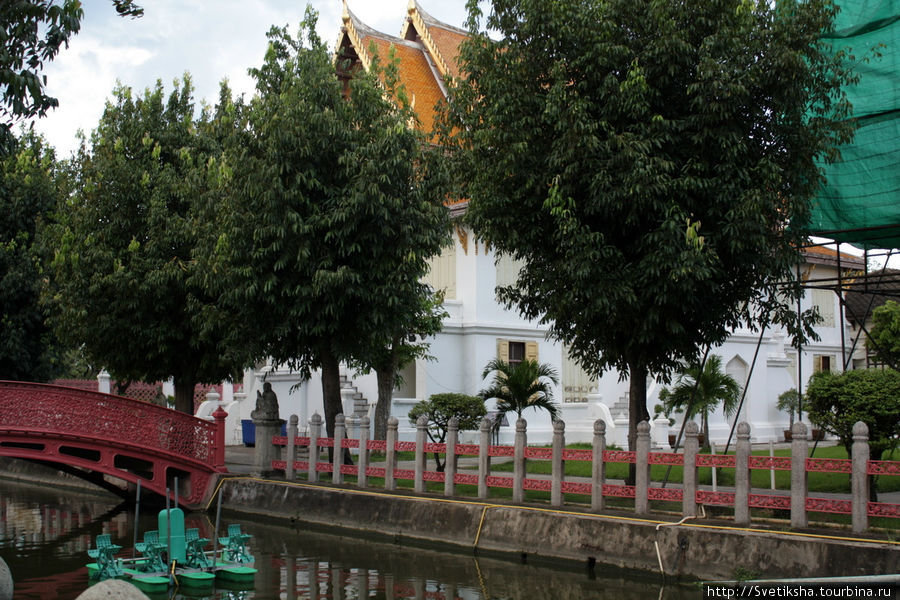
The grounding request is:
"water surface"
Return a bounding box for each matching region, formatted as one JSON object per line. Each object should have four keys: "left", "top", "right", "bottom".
{"left": 0, "top": 479, "right": 695, "bottom": 599}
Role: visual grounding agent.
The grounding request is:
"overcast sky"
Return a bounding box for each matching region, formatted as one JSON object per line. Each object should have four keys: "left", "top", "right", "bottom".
{"left": 30, "top": 0, "right": 474, "bottom": 158}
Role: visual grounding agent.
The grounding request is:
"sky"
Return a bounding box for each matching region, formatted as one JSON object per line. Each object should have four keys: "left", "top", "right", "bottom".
{"left": 30, "top": 0, "right": 474, "bottom": 158}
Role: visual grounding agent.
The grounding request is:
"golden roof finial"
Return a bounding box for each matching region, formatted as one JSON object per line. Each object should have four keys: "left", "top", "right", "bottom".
{"left": 342, "top": 0, "right": 350, "bottom": 24}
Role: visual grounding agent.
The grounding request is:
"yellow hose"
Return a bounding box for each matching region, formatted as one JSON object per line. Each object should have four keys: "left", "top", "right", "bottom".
{"left": 473, "top": 506, "right": 489, "bottom": 548}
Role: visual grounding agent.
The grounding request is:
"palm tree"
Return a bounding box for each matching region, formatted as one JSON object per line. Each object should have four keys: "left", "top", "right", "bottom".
{"left": 478, "top": 358, "right": 560, "bottom": 422}
{"left": 658, "top": 355, "right": 741, "bottom": 444}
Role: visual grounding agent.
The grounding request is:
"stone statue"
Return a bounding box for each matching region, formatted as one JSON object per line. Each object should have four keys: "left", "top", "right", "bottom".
{"left": 252, "top": 382, "right": 279, "bottom": 421}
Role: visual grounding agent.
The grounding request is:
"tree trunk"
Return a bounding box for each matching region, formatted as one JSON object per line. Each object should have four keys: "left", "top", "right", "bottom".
{"left": 627, "top": 359, "right": 649, "bottom": 451}
{"left": 871, "top": 447, "right": 886, "bottom": 502}
{"left": 173, "top": 378, "right": 196, "bottom": 414}
{"left": 627, "top": 358, "right": 649, "bottom": 486}
{"left": 374, "top": 357, "right": 395, "bottom": 441}
{"left": 702, "top": 411, "right": 710, "bottom": 448}
{"left": 320, "top": 350, "right": 352, "bottom": 465}
{"left": 321, "top": 351, "right": 342, "bottom": 439}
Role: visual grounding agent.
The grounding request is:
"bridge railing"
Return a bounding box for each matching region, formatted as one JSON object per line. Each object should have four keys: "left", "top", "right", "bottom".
{"left": 0, "top": 381, "right": 217, "bottom": 464}
{"left": 272, "top": 414, "right": 899, "bottom": 534}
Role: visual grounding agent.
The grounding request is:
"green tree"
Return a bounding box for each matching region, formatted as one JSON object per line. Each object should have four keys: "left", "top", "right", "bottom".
{"left": 203, "top": 11, "right": 449, "bottom": 440}
{"left": 363, "top": 292, "right": 447, "bottom": 441}
{"left": 0, "top": 0, "right": 143, "bottom": 152}
{"left": 806, "top": 368, "right": 900, "bottom": 499}
{"left": 776, "top": 388, "right": 801, "bottom": 431}
{"left": 408, "top": 392, "right": 486, "bottom": 471}
{"left": 46, "top": 76, "right": 242, "bottom": 413}
{"left": 443, "top": 0, "right": 855, "bottom": 450}
{"left": 658, "top": 355, "right": 742, "bottom": 445}
{"left": 806, "top": 369, "right": 900, "bottom": 462}
{"left": 867, "top": 300, "right": 900, "bottom": 369}
{"left": 478, "top": 358, "right": 559, "bottom": 422}
{"left": 0, "top": 131, "right": 63, "bottom": 380}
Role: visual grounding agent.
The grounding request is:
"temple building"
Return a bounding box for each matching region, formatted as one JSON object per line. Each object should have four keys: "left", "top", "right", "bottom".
{"left": 235, "top": 1, "right": 862, "bottom": 447}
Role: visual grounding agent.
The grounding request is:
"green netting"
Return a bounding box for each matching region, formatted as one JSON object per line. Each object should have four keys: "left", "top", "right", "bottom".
{"left": 807, "top": 0, "right": 900, "bottom": 249}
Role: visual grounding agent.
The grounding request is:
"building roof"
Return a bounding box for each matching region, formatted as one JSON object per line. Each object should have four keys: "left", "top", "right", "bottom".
{"left": 843, "top": 269, "right": 900, "bottom": 325}
{"left": 801, "top": 244, "right": 866, "bottom": 270}
{"left": 336, "top": 1, "right": 464, "bottom": 137}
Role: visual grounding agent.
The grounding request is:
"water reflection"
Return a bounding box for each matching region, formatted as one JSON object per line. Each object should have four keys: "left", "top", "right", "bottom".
{"left": 249, "top": 519, "right": 693, "bottom": 600}
{"left": 0, "top": 479, "right": 694, "bottom": 600}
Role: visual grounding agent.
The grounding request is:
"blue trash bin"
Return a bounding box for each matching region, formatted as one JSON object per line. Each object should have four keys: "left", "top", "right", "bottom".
{"left": 241, "top": 419, "right": 255, "bottom": 447}
{"left": 241, "top": 419, "right": 287, "bottom": 446}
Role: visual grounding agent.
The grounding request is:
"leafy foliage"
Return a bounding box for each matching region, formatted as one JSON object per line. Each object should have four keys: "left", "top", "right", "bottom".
{"left": 408, "top": 392, "right": 486, "bottom": 470}
{"left": 443, "top": 0, "right": 856, "bottom": 448}
{"left": 0, "top": 131, "right": 62, "bottom": 380}
{"left": 45, "top": 76, "right": 240, "bottom": 412}
{"left": 202, "top": 9, "right": 449, "bottom": 435}
{"left": 806, "top": 368, "right": 900, "bottom": 461}
{"left": 0, "top": 0, "right": 143, "bottom": 152}
{"left": 868, "top": 300, "right": 900, "bottom": 369}
{"left": 658, "top": 355, "right": 741, "bottom": 443}
{"left": 776, "top": 388, "right": 801, "bottom": 430}
{"left": 365, "top": 291, "right": 447, "bottom": 440}
{"left": 478, "top": 358, "right": 559, "bottom": 421}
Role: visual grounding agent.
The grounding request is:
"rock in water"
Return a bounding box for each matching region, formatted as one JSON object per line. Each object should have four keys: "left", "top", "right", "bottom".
{"left": 0, "top": 556, "right": 12, "bottom": 600}
{"left": 75, "top": 579, "right": 152, "bottom": 600}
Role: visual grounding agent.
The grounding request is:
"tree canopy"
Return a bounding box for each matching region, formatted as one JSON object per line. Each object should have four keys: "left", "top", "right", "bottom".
{"left": 806, "top": 368, "right": 900, "bottom": 463}
{"left": 0, "top": 0, "right": 143, "bottom": 152}
{"left": 868, "top": 300, "right": 900, "bottom": 369}
{"left": 46, "top": 76, "right": 241, "bottom": 412}
{"left": 408, "top": 392, "right": 486, "bottom": 471}
{"left": 0, "top": 131, "right": 63, "bottom": 380}
{"left": 444, "top": 0, "right": 856, "bottom": 448}
{"left": 202, "top": 10, "right": 449, "bottom": 436}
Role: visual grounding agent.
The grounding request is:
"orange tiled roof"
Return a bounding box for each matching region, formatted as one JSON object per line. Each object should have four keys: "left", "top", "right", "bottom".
{"left": 402, "top": 2, "right": 467, "bottom": 80}
{"left": 360, "top": 35, "right": 445, "bottom": 134}
{"left": 427, "top": 26, "right": 466, "bottom": 79}
{"left": 803, "top": 245, "right": 864, "bottom": 263}
{"left": 338, "top": 2, "right": 468, "bottom": 137}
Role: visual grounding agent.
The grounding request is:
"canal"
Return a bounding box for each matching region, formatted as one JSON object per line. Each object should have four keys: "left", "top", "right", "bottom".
{"left": 0, "top": 479, "right": 695, "bottom": 599}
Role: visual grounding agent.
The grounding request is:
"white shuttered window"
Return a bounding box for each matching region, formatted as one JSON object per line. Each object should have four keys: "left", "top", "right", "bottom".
{"left": 423, "top": 243, "right": 456, "bottom": 300}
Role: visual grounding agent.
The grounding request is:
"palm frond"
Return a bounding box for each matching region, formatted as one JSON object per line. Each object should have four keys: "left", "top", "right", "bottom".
{"left": 479, "top": 358, "right": 559, "bottom": 419}
{"left": 659, "top": 354, "right": 742, "bottom": 420}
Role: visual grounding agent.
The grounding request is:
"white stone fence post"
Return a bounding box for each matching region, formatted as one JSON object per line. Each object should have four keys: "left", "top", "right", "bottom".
{"left": 271, "top": 415, "right": 892, "bottom": 533}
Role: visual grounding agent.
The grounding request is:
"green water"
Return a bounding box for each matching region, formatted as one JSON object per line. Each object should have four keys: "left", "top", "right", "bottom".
{"left": 0, "top": 479, "right": 696, "bottom": 599}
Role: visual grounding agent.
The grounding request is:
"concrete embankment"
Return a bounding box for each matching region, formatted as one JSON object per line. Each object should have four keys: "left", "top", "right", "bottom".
{"left": 216, "top": 476, "right": 900, "bottom": 582}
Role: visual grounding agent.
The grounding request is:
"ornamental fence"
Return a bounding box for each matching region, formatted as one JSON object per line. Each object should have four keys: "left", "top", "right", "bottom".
{"left": 270, "top": 413, "right": 899, "bottom": 534}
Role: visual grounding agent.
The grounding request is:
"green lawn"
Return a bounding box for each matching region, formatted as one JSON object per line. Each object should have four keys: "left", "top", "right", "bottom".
{"left": 475, "top": 444, "right": 900, "bottom": 495}
{"left": 315, "top": 445, "right": 900, "bottom": 494}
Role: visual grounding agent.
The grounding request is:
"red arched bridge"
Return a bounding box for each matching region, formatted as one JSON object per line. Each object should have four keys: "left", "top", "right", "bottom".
{"left": 0, "top": 381, "right": 227, "bottom": 509}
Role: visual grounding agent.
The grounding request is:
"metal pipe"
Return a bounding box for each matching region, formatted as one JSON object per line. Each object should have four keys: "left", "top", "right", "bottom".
{"left": 132, "top": 479, "right": 141, "bottom": 561}
{"left": 837, "top": 243, "right": 847, "bottom": 371}
{"left": 165, "top": 486, "right": 172, "bottom": 578}
{"left": 724, "top": 325, "right": 766, "bottom": 455}
{"left": 211, "top": 484, "right": 223, "bottom": 568}
{"left": 661, "top": 345, "right": 711, "bottom": 488}
{"left": 797, "top": 263, "right": 804, "bottom": 422}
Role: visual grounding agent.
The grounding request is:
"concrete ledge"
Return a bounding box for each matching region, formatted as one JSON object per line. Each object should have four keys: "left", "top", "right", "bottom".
{"left": 217, "top": 477, "right": 900, "bottom": 581}
{"left": 0, "top": 457, "right": 112, "bottom": 495}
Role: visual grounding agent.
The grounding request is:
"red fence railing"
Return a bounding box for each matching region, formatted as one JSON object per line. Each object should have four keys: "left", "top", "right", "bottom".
{"left": 271, "top": 417, "right": 899, "bottom": 533}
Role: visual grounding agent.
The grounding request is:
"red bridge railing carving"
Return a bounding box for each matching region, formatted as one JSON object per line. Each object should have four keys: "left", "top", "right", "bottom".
{"left": 0, "top": 381, "right": 226, "bottom": 508}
